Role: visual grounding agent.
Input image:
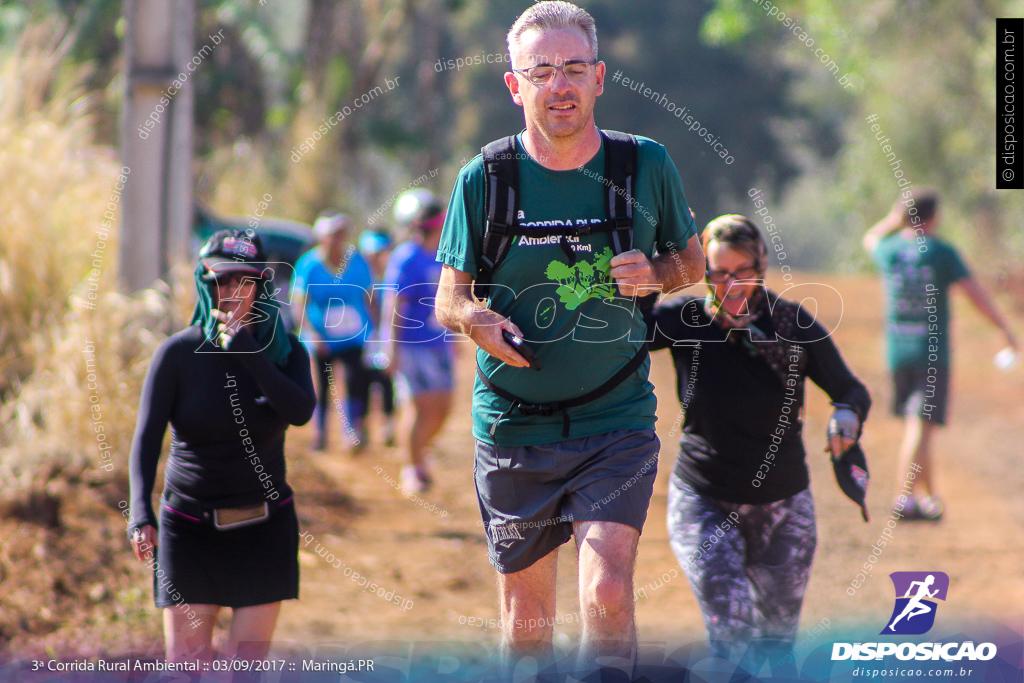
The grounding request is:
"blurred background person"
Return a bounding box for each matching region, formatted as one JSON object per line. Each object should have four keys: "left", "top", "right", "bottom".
{"left": 359, "top": 227, "right": 398, "bottom": 447}
{"left": 863, "top": 189, "right": 1019, "bottom": 520}
{"left": 649, "top": 215, "right": 871, "bottom": 667}
{"left": 293, "top": 212, "right": 376, "bottom": 452}
{"left": 383, "top": 189, "right": 455, "bottom": 492}
{"left": 128, "top": 230, "right": 315, "bottom": 664}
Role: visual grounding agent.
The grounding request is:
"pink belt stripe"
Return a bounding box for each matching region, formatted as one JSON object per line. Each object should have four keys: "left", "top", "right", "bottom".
{"left": 164, "top": 505, "right": 200, "bottom": 522}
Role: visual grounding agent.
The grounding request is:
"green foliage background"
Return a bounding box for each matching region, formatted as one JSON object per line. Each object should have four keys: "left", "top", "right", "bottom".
{"left": 3, "top": 0, "right": 1022, "bottom": 273}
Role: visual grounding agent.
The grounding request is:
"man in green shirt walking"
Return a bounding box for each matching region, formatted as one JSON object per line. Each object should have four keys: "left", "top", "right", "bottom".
{"left": 864, "top": 189, "right": 1018, "bottom": 521}
{"left": 434, "top": 1, "right": 703, "bottom": 676}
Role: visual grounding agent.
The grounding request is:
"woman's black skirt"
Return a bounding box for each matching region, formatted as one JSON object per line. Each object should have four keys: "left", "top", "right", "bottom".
{"left": 153, "top": 497, "right": 299, "bottom": 609}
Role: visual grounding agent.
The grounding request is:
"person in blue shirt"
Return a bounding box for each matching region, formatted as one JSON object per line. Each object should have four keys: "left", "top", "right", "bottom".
{"left": 293, "top": 212, "right": 376, "bottom": 452}
{"left": 383, "top": 189, "right": 455, "bottom": 492}
{"left": 359, "top": 228, "right": 398, "bottom": 447}
{"left": 864, "top": 189, "right": 1018, "bottom": 520}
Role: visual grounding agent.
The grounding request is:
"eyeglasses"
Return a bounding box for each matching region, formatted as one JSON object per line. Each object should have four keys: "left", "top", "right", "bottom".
{"left": 512, "top": 60, "right": 598, "bottom": 86}
{"left": 706, "top": 265, "right": 761, "bottom": 284}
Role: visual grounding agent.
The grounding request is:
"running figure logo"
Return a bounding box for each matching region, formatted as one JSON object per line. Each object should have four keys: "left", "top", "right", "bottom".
{"left": 881, "top": 571, "right": 949, "bottom": 635}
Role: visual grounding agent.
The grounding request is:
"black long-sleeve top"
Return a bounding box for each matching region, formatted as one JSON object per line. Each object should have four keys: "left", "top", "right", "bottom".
{"left": 128, "top": 325, "right": 316, "bottom": 532}
{"left": 650, "top": 295, "right": 871, "bottom": 505}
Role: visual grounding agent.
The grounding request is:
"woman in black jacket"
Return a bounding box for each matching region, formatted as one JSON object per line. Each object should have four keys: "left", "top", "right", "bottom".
{"left": 128, "top": 230, "right": 315, "bottom": 664}
{"left": 649, "top": 215, "right": 871, "bottom": 666}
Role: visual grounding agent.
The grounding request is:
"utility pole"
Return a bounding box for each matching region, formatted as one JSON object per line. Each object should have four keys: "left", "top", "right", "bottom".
{"left": 119, "top": 0, "right": 194, "bottom": 292}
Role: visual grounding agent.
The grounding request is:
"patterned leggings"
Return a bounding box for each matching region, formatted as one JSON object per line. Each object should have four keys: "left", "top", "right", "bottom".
{"left": 667, "top": 472, "right": 817, "bottom": 664}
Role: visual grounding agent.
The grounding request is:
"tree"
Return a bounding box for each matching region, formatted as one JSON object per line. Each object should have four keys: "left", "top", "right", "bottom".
{"left": 704, "top": 0, "right": 1024, "bottom": 272}
{"left": 545, "top": 260, "right": 575, "bottom": 287}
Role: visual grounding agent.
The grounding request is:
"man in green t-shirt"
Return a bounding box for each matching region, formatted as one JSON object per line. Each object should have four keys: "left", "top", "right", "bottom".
{"left": 864, "top": 189, "right": 1018, "bottom": 521}
{"left": 434, "top": 2, "right": 703, "bottom": 676}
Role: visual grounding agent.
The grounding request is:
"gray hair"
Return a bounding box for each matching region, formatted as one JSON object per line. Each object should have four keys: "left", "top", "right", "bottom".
{"left": 507, "top": 1, "right": 598, "bottom": 68}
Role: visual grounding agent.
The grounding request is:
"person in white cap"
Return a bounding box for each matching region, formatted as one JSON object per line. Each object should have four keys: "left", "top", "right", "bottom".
{"left": 382, "top": 188, "right": 455, "bottom": 492}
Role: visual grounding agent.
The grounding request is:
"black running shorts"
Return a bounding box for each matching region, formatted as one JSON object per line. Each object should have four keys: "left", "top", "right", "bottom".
{"left": 891, "top": 364, "right": 950, "bottom": 425}
{"left": 474, "top": 428, "right": 660, "bottom": 574}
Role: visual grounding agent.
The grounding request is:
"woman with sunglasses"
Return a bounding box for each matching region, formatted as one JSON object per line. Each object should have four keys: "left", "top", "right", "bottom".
{"left": 647, "top": 215, "right": 871, "bottom": 667}
{"left": 128, "top": 230, "right": 316, "bottom": 665}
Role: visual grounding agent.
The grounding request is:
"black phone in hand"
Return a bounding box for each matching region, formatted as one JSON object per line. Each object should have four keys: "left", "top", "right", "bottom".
{"left": 502, "top": 329, "right": 542, "bottom": 371}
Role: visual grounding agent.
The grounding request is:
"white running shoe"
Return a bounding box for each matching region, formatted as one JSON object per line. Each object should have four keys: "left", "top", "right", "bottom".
{"left": 401, "top": 465, "right": 430, "bottom": 493}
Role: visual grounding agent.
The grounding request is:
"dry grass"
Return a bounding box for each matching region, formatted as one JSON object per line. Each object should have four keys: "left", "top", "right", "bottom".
{"left": 0, "top": 287, "right": 178, "bottom": 501}
{"left": 0, "top": 20, "right": 199, "bottom": 655}
{"left": 0, "top": 20, "right": 119, "bottom": 391}
{"left": 0, "top": 19, "right": 180, "bottom": 504}
{"left": 0, "top": 18, "right": 312, "bottom": 658}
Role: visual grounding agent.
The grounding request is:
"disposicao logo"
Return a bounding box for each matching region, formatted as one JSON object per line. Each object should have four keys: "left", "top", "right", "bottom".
{"left": 882, "top": 571, "right": 948, "bottom": 635}
{"left": 831, "top": 571, "right": 997, "bottom": 662}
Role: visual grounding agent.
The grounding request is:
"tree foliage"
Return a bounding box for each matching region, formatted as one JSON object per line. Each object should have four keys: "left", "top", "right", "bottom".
{"left": 9, "top": 0, "right": 1019, "bottom": 273}
{"left": 704, "top": 0, "right": 1024, "bottom": 272}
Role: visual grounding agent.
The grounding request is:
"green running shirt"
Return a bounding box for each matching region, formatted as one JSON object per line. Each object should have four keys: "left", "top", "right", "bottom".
{"left": 874, "top": 233, "right": 969, "bottom": 370}
{"left": 437, "top": 133, "right": 697, "bottom": 446}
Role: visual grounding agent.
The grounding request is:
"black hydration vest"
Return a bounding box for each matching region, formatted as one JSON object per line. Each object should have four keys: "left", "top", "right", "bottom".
{"left": 474, "top": 129, "right": 653, "bottom": 441}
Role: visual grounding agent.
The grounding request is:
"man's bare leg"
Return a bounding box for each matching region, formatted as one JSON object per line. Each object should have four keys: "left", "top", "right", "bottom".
{"left": 896, "top": 414, "right": 936, "bottom": 498}
{"left": 574, "top": 521, "right": 640, "bottom": 678}
{"left": 497, "top": 548, "right": 559, "bottom": 676}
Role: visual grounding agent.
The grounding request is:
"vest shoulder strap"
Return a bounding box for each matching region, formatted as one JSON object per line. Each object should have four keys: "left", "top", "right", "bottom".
{"left": 601, "top": 129, "right": 638, "bottom": 254}
{"left": 478, "top": 136, "right": 519, "bottom": 288}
